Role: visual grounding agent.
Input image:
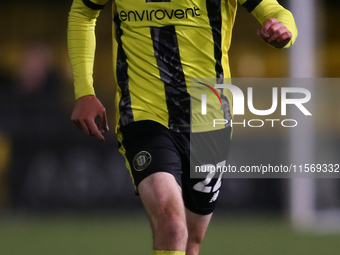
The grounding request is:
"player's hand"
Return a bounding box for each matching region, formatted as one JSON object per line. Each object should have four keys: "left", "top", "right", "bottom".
{"left": 258, "top": 18, "right": 292, "bottom": 49}
{"left": 71, "top": 95, "right": 109, "bottom": 141}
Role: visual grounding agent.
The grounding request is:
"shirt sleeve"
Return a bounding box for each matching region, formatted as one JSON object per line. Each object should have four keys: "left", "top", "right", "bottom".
{"left": 238, "top": 0, "right": 298, "bottom": 48}
{"left": 67, "top": 0, "right": 108, "bottom": 100}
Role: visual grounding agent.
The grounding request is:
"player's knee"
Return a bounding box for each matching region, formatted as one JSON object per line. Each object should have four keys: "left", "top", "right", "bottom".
{"left": 167, "top": 217, "right": 188, "bottom": 241}
{"left": 154, "top": 211, "right": 188, "bottom": 241}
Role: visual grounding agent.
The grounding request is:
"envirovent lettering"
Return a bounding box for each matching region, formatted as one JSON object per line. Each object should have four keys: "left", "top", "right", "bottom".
{"left": 120, "top": 7, "right": 201, "bottom": 22}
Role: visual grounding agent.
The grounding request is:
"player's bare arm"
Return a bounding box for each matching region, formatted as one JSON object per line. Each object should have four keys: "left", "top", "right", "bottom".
{"left": 71, "top": 95, "right": 109, "bottom": 141}
{"left": 258, "top": 18, "right": 293, "bottom": 48}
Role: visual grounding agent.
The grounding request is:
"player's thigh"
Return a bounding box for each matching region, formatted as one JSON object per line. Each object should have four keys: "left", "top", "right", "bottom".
{"left": 138, "top": 172, "right": 185, "bottom": 222}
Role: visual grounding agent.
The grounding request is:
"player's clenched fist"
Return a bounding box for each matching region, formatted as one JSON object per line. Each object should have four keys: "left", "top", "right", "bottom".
{"left": 71, "top": 95, "right": 109, "bottom": 141}
{"left": 258, "top": 18, "right": 292, "bottom": 48}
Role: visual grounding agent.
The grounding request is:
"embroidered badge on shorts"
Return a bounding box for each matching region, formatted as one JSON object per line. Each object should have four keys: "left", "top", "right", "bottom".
{"left": 133, "top": 151, "right": 152, "bottom": 171}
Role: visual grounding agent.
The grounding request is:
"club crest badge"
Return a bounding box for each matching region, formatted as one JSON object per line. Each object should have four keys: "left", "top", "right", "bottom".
{"left": 133, "top": 151, "right": 152, "bottom": 171}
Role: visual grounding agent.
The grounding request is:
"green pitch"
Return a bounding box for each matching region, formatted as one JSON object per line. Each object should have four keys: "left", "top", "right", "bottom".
{"left": 0, "top": 212, "right": 339, "bottom": 255}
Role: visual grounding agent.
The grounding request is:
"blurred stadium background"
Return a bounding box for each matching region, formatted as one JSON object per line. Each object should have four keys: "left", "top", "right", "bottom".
{"left": 0, "top": 0, "right": 340, "bottom": 254}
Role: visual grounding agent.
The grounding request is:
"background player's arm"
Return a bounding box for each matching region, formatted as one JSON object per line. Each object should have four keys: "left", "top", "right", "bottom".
{"left": 239, "top": 0, "right": 298, "bottom": 48}
{"left": 68, "top": 0, "right": 109, "bottom": 140}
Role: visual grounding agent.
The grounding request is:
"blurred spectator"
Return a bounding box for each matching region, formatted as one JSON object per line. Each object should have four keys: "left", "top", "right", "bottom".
{"left": 10, "top": 42, "right": 63, "bottom": 138}
{"left": 2, "top": 42, "right": 65, "bottom": 208}
{"left": 16, "top": 43, "right": 54, "bottom": 93}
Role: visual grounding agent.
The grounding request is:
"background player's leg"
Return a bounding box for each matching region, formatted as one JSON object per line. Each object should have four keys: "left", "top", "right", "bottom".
{"left": 185, "top": 209, "right": 212, "bottom": 255}
{"left": 138, "top": 172, "right": 188, "bottom": 252}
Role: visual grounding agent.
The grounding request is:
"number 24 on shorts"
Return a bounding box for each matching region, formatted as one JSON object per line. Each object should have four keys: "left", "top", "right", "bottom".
{"left": 193, "top": 160, "right": 226, "bottom": 193}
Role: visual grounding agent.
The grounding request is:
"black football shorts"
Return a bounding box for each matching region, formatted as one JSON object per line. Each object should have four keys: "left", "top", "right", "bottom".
{"left": 117, "top": 120, "right": 231, "bottom": 215}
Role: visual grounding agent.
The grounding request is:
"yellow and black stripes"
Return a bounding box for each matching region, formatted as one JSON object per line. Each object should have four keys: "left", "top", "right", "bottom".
{"left": 150, "top": 25, "right": 190, "bottom": 131}
{"left": 114, "top": 15, "right": 134, "bottom": 126}
{"left": 82, "top": 0, "right": 105, "bottom": 10}
{"left": 242, "top": 0, "right": 263, "bottom": 13}
{"left": 146, "top": 0, "right": 171, "bottom": 2}
{"left": 68, "top": 0, "right": 297, "bottom": 133}
{"left": 206, "top": 0, "right": 223, "bottom": 79}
